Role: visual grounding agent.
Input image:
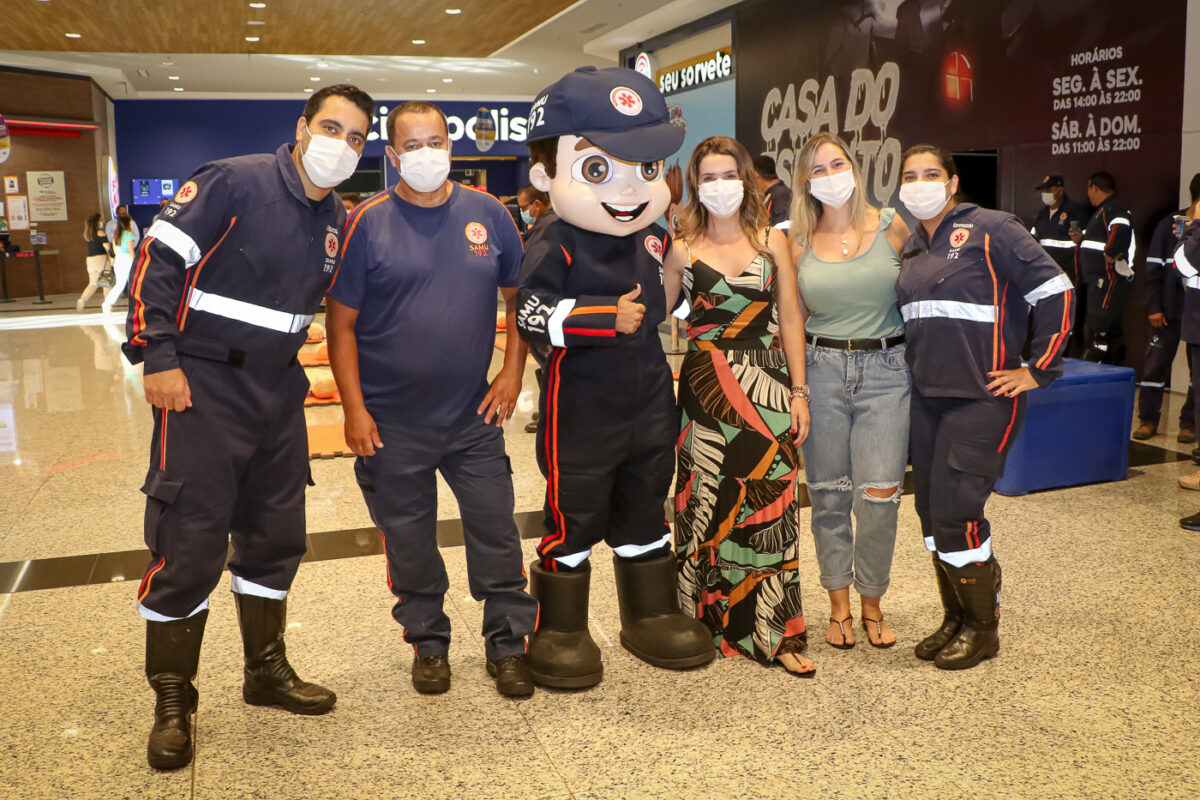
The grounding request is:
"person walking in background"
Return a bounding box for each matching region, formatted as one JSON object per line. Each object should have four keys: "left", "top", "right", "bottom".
{"left": 662, "top": 136, "right": 815, "bottom": 677}
{"left": 76, "top": 212, "right": 110, "bottom": 312}
{"left": 754, "top": 155, "right": 792, "bottom": 229}
{"left": 896, "top": 144, "right": 1073, "bottom": 670}
{"left": 105, "top": 203, "right": 140, "bottom": 248}
{"left": 1135, "top": 174, "right": 1199, "bottom": 447}
{"left": 102, "top": 213, "right": 137, "bottom": 315}
{"left": 790, "top": 131, "right": 911, "bottom": 650}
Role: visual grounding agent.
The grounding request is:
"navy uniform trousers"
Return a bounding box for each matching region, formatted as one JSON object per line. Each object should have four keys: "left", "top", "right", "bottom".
{"left": 1138, "top": 320, "right": 1195, "bottom": 427}
{"left": 137, "top": 352, "right": 310, "bottom": 619}
{"left": 353, "top": 412, "right": 538, "bottom": 661}
{"left": 909, "top": 389, "right": 1026, "bottom": 567}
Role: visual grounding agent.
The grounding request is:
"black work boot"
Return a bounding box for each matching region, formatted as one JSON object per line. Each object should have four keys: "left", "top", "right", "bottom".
{"left": 613, "top": 554, "right": 715, "bottom": 670}
{"left": 486, "top": 654, "right": 535, "bottom": 697}
{"left": 914, "top": 554, "right": 963, "bottom": 661}
{"left": 146, "top": 609, "right": 208, "bottom": 771}
{"left": 527, "top": 562, "right": 603, "bottom": 689}
{"left": 233, "top": 593, "right": 336, "bottom": 715}
{"left": 935, "top": 557, "right": 1002, "bottom": 671}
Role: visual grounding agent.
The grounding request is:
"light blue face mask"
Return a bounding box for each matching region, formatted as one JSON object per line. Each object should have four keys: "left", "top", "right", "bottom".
{"left": 520, "top": 208, "right": 536, "bottom": 226}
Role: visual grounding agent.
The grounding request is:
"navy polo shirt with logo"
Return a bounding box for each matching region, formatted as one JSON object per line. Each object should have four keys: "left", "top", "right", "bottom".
{"left": 330, "top": 183, "right": 523, "bottom": 426}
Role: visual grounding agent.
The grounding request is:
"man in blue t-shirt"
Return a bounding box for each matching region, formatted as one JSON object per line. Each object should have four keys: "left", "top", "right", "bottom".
{"left": 326, "top": 101, "right": 538, "bottom": 698}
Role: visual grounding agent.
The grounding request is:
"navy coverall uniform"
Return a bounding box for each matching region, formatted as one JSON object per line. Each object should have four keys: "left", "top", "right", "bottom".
{"left": 1031, "top": 196, "right": 1088, "bottom": 354}
{"left": 1172, "top": 223, "right": 1200, "bottom": 437}
{"left": 1079, "top": 195, "right": 1135, "bottom": 362}
{"left": 123, "top": 144, "right": 345, "bottom": 620}
{"left": 517, "top": 220, "right": 675, "bottom": 570}
{"left": 898, "top": 204, "right": 1073, "bottom": 566}
{"left": 1138, "top": 211, "right": 1194, "bottom": 428}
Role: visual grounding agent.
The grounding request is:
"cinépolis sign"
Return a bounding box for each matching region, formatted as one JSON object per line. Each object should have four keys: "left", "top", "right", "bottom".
{"left": 656, "top": 48, "right": 734, "bottom": 97}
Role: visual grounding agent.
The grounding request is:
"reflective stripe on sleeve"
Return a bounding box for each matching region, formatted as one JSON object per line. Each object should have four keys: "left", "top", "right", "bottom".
{"left": 146, "top": 219, "right": 203, "bottom": 268}
{"left": 1038, "top": 238, "right": 1076, "bottom": 249}
{"left": 1080, "top": 240, "right": 1107, "bottom": 251}
{"left": 546, "top": 298, "right": 576, "bottom": 348}
{"left": 187, "top": 288, "right": 314, "bottom": 333}
{"left": 1177, "top": 243, "right": 1199, "bottom": 278}
{"left": 1024, "top": 273, "right": 1074, "bottom": 305}
{"left": 1186, "top": 276, "right": 1200, "bottom": 290}
{"left": 1107, "top": 216, "right": 1131, "bottom": 228}
{"left": 900, "top": 299, "right": 996, "bottom": 323}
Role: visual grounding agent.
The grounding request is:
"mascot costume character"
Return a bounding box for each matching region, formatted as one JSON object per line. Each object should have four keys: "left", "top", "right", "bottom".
{"left": 516, "top": 66, "right": 715, "bottom": 689}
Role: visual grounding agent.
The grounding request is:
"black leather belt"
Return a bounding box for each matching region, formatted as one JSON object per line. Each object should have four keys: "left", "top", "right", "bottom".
{"left": 805, "top": 333, "right": 905, "bottom": 351}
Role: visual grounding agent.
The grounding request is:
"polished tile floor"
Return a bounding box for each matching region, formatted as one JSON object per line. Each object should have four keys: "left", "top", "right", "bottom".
{"left": 2, "top": 294, "right": 1199, "bottom": 799}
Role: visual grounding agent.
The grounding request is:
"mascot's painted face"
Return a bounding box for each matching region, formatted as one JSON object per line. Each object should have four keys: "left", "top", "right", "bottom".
{"left": 533, "top": 134, "right": 670, "bottom": 238}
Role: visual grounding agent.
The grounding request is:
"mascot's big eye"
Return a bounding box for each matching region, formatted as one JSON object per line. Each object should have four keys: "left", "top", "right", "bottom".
{"left": 638, "top": 161, "right": 662, "bottom": 182}
{"left": 571, "top": 154, "right": 613, "bottom": 185}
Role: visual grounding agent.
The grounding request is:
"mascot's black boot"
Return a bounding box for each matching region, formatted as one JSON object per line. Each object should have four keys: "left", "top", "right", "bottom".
{"left": 234, "top": 594, "right": 336, "bottom": 714}
{"left": 935, "top": 557, "right": 1002, "bottom": 671}
{"left": 914, "top": 554, "right": 963, "bottom": 661}
{"left": 613, "top": 554, "right": 715, "bottom": 669}
{"left": 146, "top": 610, "right": 207, "bottom": 771}
{"left": 527, "top": 562, "right": 603, "bottom": 689}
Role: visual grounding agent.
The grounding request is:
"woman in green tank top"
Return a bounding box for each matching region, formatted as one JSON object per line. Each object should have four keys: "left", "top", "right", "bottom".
{"left": 790, "top": 131, "right": 912, "bottom": 650}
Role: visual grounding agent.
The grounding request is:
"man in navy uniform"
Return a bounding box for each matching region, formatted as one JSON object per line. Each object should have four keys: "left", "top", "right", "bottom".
{"left": 1077, "top": 171, "right": 1135, "bottom": 363}
{"left": 123, "top": 84, "right": 373, "bottom": 771}
{"left": 1031, "top": 175, "right": 1087, "bottom": 354}
{"left": 326, "top": 102, "right": 538, "bottom": 698}
{"left": 1134, "top": 174, "right": 1200, "bottom": 444}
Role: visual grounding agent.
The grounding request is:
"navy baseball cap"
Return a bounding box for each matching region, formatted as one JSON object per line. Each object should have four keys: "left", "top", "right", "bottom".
{"left": 525, "top": 66, "right": 685, "bottom": 163}
{"left": 1035, "top": 175, "right": 1065, "bottom": 190}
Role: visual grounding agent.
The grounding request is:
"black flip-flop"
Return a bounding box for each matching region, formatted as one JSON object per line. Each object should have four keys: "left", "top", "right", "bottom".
{"left": 827, "top": 615, "right": 855, "bottom": 650}
{"left": 861, "top": 616, "right": 897, "bottom": 649}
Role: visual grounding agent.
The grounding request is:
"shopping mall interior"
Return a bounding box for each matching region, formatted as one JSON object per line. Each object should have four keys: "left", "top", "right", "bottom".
{"left": 1, "top": 1, "right": 1199, "bottom": 798}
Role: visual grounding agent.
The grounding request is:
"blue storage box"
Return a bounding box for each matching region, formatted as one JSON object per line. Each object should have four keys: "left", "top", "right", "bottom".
{"left": 994, "top": 358, "right": 1135, "bottom": 496}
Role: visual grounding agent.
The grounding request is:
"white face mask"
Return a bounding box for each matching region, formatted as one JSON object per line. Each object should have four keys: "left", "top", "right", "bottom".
{"left": 697, "top": 179, "right": 744, "bottom": 218}
{"left": 300, "top": 130, "right": 360, "bottom": 189}
{"left": 899, "top": 179, "right": 951, "bottom": 220}
{"left": 394, "top": 146, "right": 451, "bottom": 193}
{"left": 1041, "top": 192, "right": 1057, "bottom": 206}
{"left": 809, "top": 169, "right": 856, "bottom": 209}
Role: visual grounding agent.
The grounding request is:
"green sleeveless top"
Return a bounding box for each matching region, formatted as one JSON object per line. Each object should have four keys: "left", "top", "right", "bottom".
{"left": 795, "top": 207, "right": 904, "bottom": 340}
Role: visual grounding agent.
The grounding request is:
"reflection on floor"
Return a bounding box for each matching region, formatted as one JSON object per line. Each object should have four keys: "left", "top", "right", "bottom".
{"left": 1, "top": 295, "right": 1199, "bottom": 799}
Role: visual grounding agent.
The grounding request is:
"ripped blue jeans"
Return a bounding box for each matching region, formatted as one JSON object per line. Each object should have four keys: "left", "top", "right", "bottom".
{"left": 799, "top": 342, "right": 911, "bottom": 597}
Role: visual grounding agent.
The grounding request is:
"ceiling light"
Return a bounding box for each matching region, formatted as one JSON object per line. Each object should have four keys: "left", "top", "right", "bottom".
{"left": 247, "top": 20, "right": 266, "bottom": 25}
{"left": 411, "top": 39, "right": 426, "bottom": 45}
{"left": 426, "top": 88, "right": 437, "bottom": 93}
{"left": 443, "top": 78, "right": 453, "bottom": 83}
{"left": 173, "top": 87, "right": 184, "bottom": 92}
{"left": 445, "top": 8, "right": 462, "bottom": 14}
{"left": 65, "top": 32, "right": 81, "bottom": 38}
{"left": 304, "top": 88, "right": 314, "bottom": 93}
{"left": 245, "top": 36, "right": 260, "bottom": 42}
{"left": 316, "top": 59, "right": 329, "bottom": 68}
{"left": 161, "top": 59, "right": 175, "bottom": 66}
{"left": 168, "top": 75, "right": 180, "bottom": 80}
{"left": 249, "top": 1, "right": 266, "bottom": 6}
{"left": 310, "top": 76, "right": 321, "bottom": 81}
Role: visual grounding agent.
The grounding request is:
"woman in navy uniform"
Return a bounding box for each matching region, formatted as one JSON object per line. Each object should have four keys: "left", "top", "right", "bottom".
{"left": 895, "top": 145, "right": 1073, "bottom": 670}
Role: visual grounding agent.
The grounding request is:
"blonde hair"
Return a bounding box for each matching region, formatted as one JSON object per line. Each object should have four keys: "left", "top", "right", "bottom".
{"left": 787, "top": 131, "right": 869, "bottom": 247}
{"left": 676, "top": 136, "right": 769, "bottom": 254}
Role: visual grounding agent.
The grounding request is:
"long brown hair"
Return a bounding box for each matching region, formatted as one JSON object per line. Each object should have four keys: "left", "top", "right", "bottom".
{"left": 676, "top": 136, "right": 769, "bottom": 253}
{"left": 788, "top": 131, "right": 869, "bottom": 248}
{"left": 113, "top": 214, "right": 133, "bottom": 247}
{"left": 83, "top": 213, "right": 101, "bottom": 241}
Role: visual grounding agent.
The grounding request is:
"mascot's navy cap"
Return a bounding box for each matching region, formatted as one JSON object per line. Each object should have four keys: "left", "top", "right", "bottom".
{"left": 525, "top": 66, "right": 685, "bottom": 163}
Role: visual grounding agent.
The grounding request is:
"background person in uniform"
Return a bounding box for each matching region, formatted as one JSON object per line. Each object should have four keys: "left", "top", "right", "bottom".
{"left": 325, "top": 101, "right": 538, "bottom": 698}
{"left": 516, "top": 183, "right": 557, "bottom": 433}
{"left": 896, "top": 144, "right": 1073, "bottom": 671}
{"left": 790, "top": 131, "right": 912, "bottom": 651}
{"left": 754, "top": 155, "right": 792, "bottom": 229}
{"left": 1134, "top": 174, "right": 1200, "bottom": 445}
{"left": 662, "top": 136, "right": 815, "bottom": 676}
{"left": 1078, "top": 171, "right": 1135, "bottom": 363}
{"left": 122, "top": 83, "right": 373, "bottom": 771}
{"left": 76, "top": 212, "right": 110, "bottom": 311}
{"left": 1172, "top": 218, "right": 1200, "bottom": 529}
{"left": 1031, "top": 175, "right": 1087, "bottom": 355}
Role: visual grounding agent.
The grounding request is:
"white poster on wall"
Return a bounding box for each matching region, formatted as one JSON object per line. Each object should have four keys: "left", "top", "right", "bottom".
{"left": 26, "top": 171, "right": 67, "bottom": 221}
{"left": 7, "top": 195, "right": 29, "bottom": 230}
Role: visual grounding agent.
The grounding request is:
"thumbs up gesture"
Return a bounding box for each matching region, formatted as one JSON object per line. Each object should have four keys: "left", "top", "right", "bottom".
{"left": 616, "top": 284, "right": 646, "bottom": 334}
